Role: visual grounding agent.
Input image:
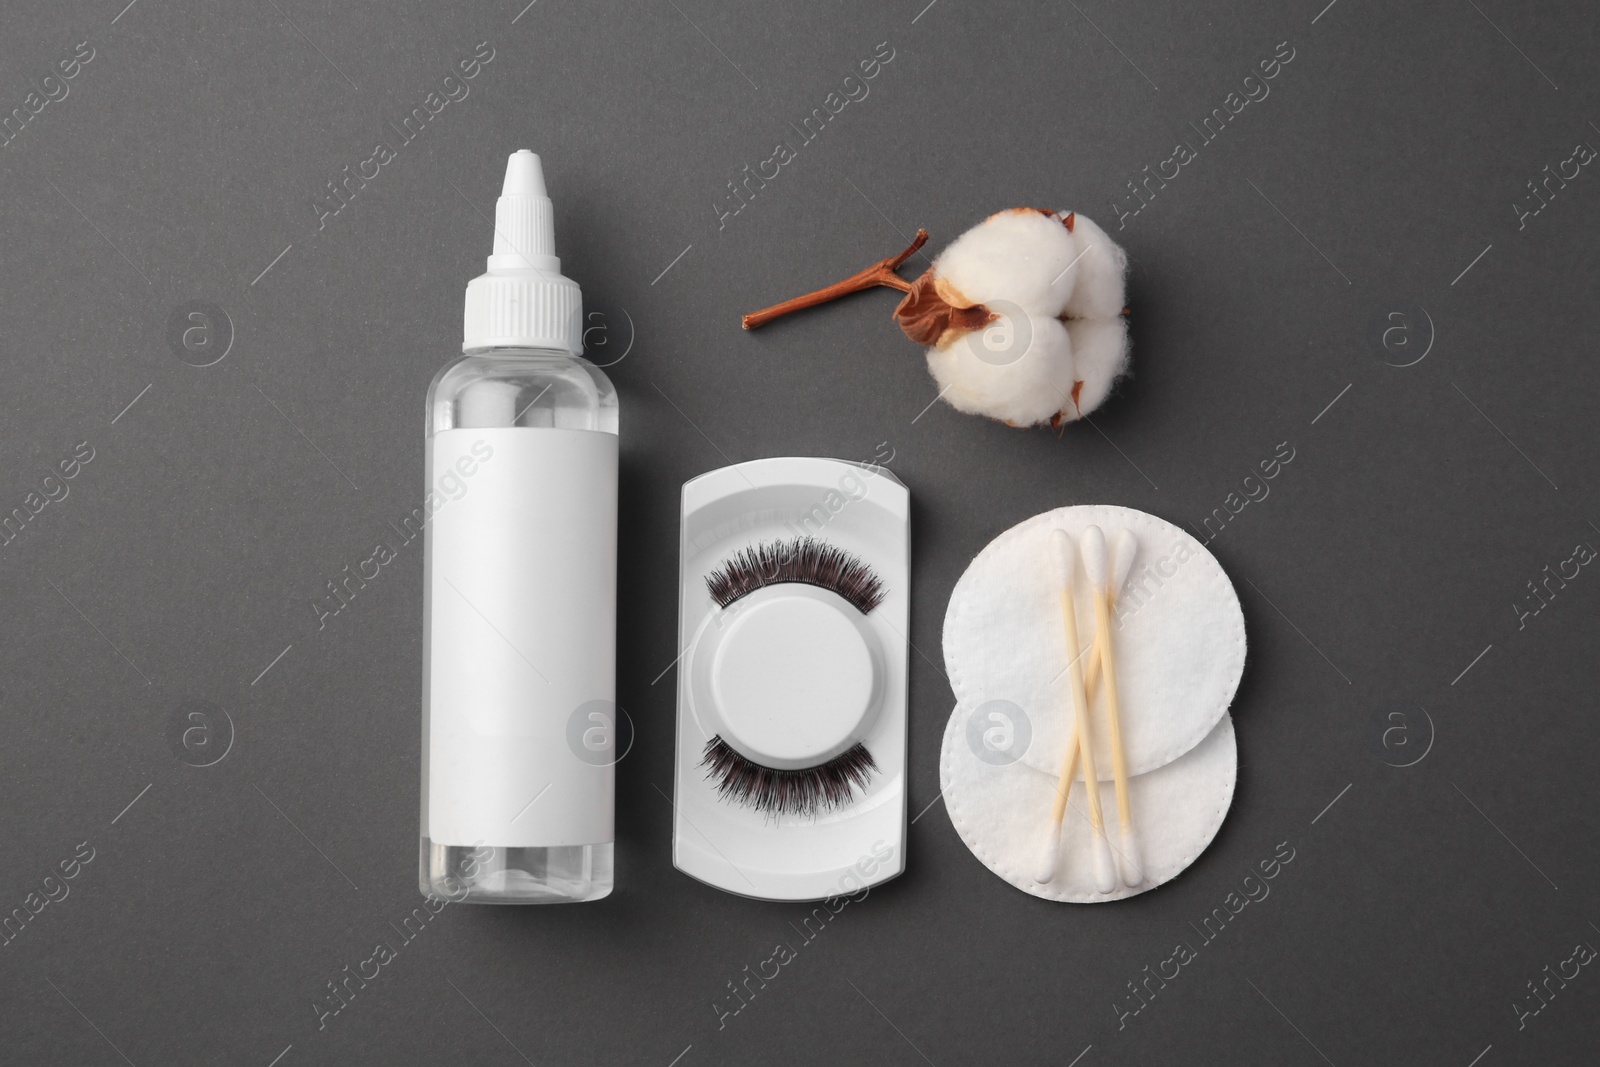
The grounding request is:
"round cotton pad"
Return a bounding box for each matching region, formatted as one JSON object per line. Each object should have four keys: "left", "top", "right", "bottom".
{"left": 943, "top": 505, "right": 1245, "bottom": 780}
{"left": 940, "top": 709, "right": 1237, "bottom": 902}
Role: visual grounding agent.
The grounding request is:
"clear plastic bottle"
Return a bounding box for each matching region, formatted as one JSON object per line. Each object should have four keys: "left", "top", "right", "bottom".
{"left": 420, "top": 152, "right": 617, "bottom": 903}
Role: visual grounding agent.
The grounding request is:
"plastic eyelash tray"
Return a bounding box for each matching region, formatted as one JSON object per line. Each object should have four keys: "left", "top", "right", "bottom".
{"left": 673, "top": 457, "right": 910, "bottom": 901}
{"left": 939, "top": 505, "right": 1246, "bottom": 902}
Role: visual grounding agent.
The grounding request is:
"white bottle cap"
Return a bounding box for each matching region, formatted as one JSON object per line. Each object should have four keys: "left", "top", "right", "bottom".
{"left": 463, "top": 150, "right": 583, "bottom": 354}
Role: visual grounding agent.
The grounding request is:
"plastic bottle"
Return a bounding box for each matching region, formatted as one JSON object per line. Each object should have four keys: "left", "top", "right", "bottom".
{"left": 420, "top": 150, "right": 617, "bottom": 903}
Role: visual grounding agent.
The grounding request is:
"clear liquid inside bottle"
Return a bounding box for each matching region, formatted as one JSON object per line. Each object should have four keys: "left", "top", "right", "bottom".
{"left": 420, "top": 346, "right": 617, "bottom": 903}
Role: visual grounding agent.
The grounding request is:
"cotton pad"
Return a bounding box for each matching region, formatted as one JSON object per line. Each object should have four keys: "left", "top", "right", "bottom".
{"left": 938, "top": 505, "right": 1246, "bottom": 901}
{"left": 940, "top": 709, "right": 1236, "bottom": 902}
{"left": 943, "top": 505, "right": 1245, "bottom": 780}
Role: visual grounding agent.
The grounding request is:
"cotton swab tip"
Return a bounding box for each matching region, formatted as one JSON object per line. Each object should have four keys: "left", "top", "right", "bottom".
{"left": 1090, "top": 830, "right": 1117, "bottom": 894}
{"left": 1050, "top": 528, "right": 1076, "bottom": 590}
{"left": 1118, "top": 824, "right": 1144, "bottom": 887}
{"left": 1110, "top": 528, "right": 1138, "bottom": 596}
{"left": 1081, "top": 525, "right": 1108, "bottom": 591}
{"left": 1036, "top": 828, "right": 1061, "bottom": 884}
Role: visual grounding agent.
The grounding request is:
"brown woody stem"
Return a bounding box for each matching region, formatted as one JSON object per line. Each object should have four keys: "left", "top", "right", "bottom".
{"left": 742, "top": 230, "right": 929, "bottom": 330}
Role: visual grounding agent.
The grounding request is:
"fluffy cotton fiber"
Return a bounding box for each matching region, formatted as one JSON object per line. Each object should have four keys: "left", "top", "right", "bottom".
{"left": 926, "top": 312, "right": 1077, "bottom": 427}
{"left": 1065, "top": 317, "right": 1130, "bottom": 418}
{"left": 921, "top": 208, "right": 1130, "bottom": 427}
{"left": 1059, "top": 212, "right": 1128, "bottom": 321}
{"left": 931, "top": 208, "right": 1082, "bottom": 317}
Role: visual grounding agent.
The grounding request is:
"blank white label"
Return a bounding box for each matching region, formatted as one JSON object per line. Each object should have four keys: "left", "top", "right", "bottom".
{"left": 425, "top": 428, "right": 616, "bottom": 847}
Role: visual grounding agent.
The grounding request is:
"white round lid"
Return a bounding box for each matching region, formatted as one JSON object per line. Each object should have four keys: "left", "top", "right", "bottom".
{"left": 698, "top": 585, "right": 884, "bottom": 769}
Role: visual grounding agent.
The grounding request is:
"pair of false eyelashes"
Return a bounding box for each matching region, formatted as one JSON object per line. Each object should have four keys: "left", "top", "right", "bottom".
{"left": 700, "top": 537, "right": 884, "bottom": 817}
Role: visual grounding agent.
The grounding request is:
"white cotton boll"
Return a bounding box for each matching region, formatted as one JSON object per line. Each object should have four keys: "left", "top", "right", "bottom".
{"left": 1059, "top": 212, "right": 1129, "bottom": 321}
{"left": 1061, "top": 317, "right": 1130, "bottom": 422}
{"left": 924, "top": 312, "right": 1077, "bottom": 427}
{"left": 932, "top": 209, "right": 1079, "bottom": 318}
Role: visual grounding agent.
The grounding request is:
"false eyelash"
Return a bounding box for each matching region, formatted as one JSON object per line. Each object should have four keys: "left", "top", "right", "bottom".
{"left": 705, "top": 538, "right": 885, "bottom": 614}
{"left": 701, "top": 736, "right": 878, "bottom": 817}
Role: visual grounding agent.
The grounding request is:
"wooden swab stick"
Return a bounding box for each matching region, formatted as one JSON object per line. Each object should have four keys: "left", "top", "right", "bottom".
{"left": 1083, "top": 526, "right": 1143, "bottom": 887}
{"left": 1035, "top": 530, "right": 1117, "bottom": 891}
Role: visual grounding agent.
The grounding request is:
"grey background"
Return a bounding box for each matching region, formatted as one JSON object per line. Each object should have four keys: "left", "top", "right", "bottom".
{"left": 1, "top": 0, "right": 1596, "bottom": 1063}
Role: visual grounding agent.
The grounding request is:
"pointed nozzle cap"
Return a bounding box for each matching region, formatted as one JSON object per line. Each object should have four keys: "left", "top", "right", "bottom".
{"left": 464, "top": 149, "right": 583, "bottom": 354}
{"left": 489, "top": 150, "right": 558, "bottom": 267}
{"left": 502, "top": 149, "right": 548, "bottom": 197}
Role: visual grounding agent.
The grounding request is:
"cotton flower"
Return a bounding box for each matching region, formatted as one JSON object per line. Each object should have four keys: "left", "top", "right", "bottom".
{"left": 743, "top": 208, "right": 1130, "bottom": 428}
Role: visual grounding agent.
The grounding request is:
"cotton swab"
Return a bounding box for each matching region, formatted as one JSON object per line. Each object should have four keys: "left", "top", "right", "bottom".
{"left": 1039, "top": 530, "right": 1133, "bottom": 881}
{"left": 1035, "top": 530, "right": 1117, "bottom": 892}
{"left": 1034, "top": 720, "right": 1078, "bottom": 883}
{"left": 1082, "top": 526, "right": 1142, "bottom": 887}
{"left": 1108, "top": 528, "right": 1143, "bottom": 885}
{"left": 1082, "top": 529, "right": 1137, "bottom": 697}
